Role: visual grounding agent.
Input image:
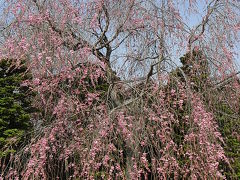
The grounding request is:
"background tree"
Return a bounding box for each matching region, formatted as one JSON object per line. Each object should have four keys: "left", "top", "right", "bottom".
{"left": 0, "top": 59, "right": 33, "bottom": 158}
{"left": 171, "top": 49, "right": 240, "bottom": 179}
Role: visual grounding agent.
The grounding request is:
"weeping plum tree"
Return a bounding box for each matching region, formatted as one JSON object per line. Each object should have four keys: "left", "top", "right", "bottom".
{"left": 0, "top": 0, "right": 240, "bottom": 179}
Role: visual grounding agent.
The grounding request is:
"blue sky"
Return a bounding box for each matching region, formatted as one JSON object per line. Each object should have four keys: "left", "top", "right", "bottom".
{"left": 178, "top": 0, "right": 240, "bottom": 69}
{"left": 0, "top": 0, "right": 239, "bottom": 70}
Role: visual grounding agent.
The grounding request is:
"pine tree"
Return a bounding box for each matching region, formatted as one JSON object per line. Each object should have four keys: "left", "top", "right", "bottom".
{"left": 0, "top": 59, "right": 33, "bottom": 157}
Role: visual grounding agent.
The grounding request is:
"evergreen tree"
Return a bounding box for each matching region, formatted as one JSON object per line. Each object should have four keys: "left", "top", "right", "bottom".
{"left": 0, "top": 59, "right": 33, "bottom": 157}
{"left": 171, "top": 50, "right": 240, "bottom": 179}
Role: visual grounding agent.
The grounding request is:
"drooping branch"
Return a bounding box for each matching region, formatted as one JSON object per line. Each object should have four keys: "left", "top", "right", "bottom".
{"left": 214, "top": 71, "right": 240, "bottom": 88}
{"left": 188, "top": 0, "right": 220, "bottom": 47}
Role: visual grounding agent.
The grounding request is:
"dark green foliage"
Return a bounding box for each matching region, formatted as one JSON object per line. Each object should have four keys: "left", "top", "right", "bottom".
{"left": 0, "top": 59, "right": 33, "bottom": 157}
{"left": 215, "top": 103, "right": 240, "bottom": 179}
{"left": 171, "top": 50, "right": 240, "bottom": 179}
{"left": 178, "top": 49, "right": 209, "bottom": 92}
